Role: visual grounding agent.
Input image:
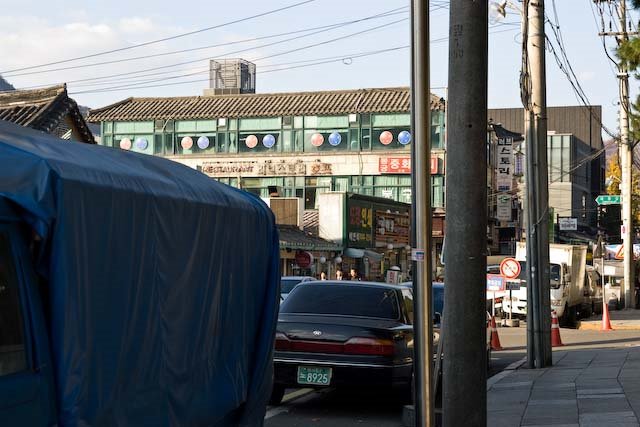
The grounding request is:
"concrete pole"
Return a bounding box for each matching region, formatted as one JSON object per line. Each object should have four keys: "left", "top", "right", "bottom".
{"left": 443, "top": 1, "right": 488, "bottom": 425}
{"left": 528, "top": 0, "right": 552, "bottom": 367}
{"left": 618, "top": 0, "right": 635, "bottom": 309}
{"left": 410, "top": 0, "right": 434, "bottom": 425}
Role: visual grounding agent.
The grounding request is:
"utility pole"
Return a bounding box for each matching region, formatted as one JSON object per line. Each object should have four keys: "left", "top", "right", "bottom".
{"left": 523, "top": 0, "right": 552, "bottom": 369}
{"left": 596, "top": 0, "right": 636, "bottom": 308}
{"left": 443, "top": 0, "right": 488, "bottom": 426}
{"left": 618, "top": 0, "right": 635, "bottom": 309}
{"left": 410, "top": 0, "right": 434, "bottom": 425}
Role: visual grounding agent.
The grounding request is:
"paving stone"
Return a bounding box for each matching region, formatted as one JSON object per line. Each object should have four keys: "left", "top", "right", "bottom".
{"left": 529, "top": 391, "right": 576, "bottom": 401}
{"left": 578, "top": 393, "right": 626, "bottom": 399}
{"left": 528, "top": 399, "right": 576, "bottom": 406}
{"left": 579, "top": 410, "right": 639, "bottom": 426}
{"left": 493, "top": 381, "right": 534, "bottom": 390}
{"left": 522, "top": 403, "right": 578, "bottom": 425}
{"left": 578, "top": 397, "right": 632, "bottom": 414}
{"left": 577, "top": 388, "right": 623, "bottom": 395}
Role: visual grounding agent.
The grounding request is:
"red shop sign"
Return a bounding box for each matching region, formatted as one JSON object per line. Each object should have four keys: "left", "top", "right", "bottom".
{"left": 379, "top": 156, "right": 442, "bottom": 175}
{"left": 295, "top": 251, "right": 314, "bottom": 268}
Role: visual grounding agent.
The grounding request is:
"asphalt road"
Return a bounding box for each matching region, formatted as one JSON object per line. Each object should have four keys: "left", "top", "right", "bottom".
{"left": 264, "top": 324, "right": 640, "bottom": 426}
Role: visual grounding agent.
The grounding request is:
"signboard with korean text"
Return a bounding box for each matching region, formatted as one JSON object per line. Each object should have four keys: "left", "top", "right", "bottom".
{"left": 346, "top": 198, "right": 374, "bottom": 248}
{"left": 378, "top": 156, "right": 442, "bottom": 175}
{"left": 374, "top": 210, "right": 410, "bottom": 246}
{"left": 496, "top": 194, "right": 512, "bottom": 222}
{"left": 496, "top": 137, "right": 513, "bottom": 191}
{"left": 486, "top": 274, "right": 505, "bottom": 291}
{"left": 558, "top": 217, "right": 577, "bottom": 231}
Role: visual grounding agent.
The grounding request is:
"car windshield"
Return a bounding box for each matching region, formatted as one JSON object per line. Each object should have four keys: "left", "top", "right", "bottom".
{"left": 280, "top": 279, "right": 303, "bottom": 294}
{"left": 550, "top": 264, "right": 561, "bottom": 288}
{"left": 281, "top": 285, "right": 401, "bottom": 320}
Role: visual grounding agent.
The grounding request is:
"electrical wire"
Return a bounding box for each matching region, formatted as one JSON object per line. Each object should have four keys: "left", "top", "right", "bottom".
{"left": 6, "top": 7, "right": 408, "bottom": 79}
{"left": 0, "top": 0, "right": 318, "bottom": 74}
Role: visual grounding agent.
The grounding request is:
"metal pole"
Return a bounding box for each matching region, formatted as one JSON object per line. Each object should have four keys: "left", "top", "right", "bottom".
{"left": 443, "top": 0, "right": 488, "bottom": 425}
{"left": 527, "top": 0, "right": 552, "bottom": 368}
{"left": 410, "top": 0, "right": 434, "bottom": 425}
{"left": 618, "top": 0, "right": 635, "bottom": 309}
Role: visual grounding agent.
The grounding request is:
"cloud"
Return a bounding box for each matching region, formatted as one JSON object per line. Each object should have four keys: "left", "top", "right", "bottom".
{"left": 577, "top": 71, "right": 596, "bottom": 82}
{"left": 118, "top": 17, "right": 155, "bottom": 34}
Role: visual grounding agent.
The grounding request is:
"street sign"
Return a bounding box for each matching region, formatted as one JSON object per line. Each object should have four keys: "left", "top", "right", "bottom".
{"left": 558, "top": 217, "right": 577, "bottom": 231}
{"left": 506, "top": 280, "right": 521, "bottom": 291}
{"left": 486, "top": 274, "right": 505, "bottom": 291}
{"left": 596, "top": 195, "right": 622, "bottom": 205}
{"left": 500, "top": 257, "right": 521, "bottom": 279}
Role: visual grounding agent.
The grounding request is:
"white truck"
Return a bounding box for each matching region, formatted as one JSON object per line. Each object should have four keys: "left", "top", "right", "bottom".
{"left": 501, "top": 243, "right": 591, "bottom": 324}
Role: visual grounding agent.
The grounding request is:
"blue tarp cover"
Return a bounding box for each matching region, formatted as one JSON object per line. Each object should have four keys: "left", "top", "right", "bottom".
{"left": 0, "top": 121, "right": 280, "bottom": 426}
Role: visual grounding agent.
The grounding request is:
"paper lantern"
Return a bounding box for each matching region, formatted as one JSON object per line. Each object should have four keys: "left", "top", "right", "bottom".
{"left": 263, "top": 134, "right": 276, "bottom": 148}
{"left": 181, "top": 136, "right": 193, "bottom": 150}
{"left": 246, "top": 134, "right": 258, "bottom": 148}
{"left": 379, "top": 131, "right": 393, "bottom": 145}
{"left": 311, "top": 133, "right": 324, "bottom": 147}
{"left": 197, "top": 136, "right": 210, "bottom": 149}
{"left": 328, "top": 131, "right": 342, "bottom": 146}
{"left": 134, "top": 137, "right": 148, "bottom": 150}
{"left": 119, "top": 138, "right": 132, "bottom": 150}
{"left": 398, "top": 130, "right": 412, "bottom": 145}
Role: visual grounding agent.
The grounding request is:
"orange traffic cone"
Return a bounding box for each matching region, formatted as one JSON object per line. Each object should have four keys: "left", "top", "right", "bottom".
{"left": 601, "top": 302, "right": 613, "bottom": 331}
{"left": 489, "top": 316, "right": 503, "bottom": 351}
{"left": 551, "top": 310, "right": 564, "bottom": 347}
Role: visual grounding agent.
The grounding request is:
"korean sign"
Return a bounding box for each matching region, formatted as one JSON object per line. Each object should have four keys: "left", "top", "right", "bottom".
{"left": 496, "top": 137, "right": 513, "bottom": 192}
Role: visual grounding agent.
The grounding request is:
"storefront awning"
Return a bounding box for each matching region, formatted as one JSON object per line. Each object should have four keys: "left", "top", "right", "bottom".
{"left": 344, "top": 248, "right": 385, "bottom": 261}
{"left": 278, "top": 225, "right": 342, "bottom": 251}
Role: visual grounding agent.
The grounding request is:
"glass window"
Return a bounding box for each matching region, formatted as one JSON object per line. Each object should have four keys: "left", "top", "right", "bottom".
{"left": 175, "top": 134, "right": 216, "bottom": 155}
{"left": 402, "top": 289, "right": 414, "bottom": 324}
{"left": 305, "top": 177, "right": 332, "bottom": 209}
{"left": 303, "top": 130, "right": 349, "bottom": 152}
{"left": 238, "top": 132, "right": 280, "bottom": 153}
{"left": 372, "top": 128, "right": 412, "bottom": 151}
{"left": 0, "top": 233, "right": 27, "bottom": 376}
{"left": 281, "top": 284, "right": 401, "bottom": 320}
{"left": 164, "top": 133, "right": 175, "bottom": 155}
{"left": 239, "top": 117, "right": 281, "bottom": 131}
{"left": 153, "top": 135, "right": 163, "bottom": 155}
{"left": 114, "top": 121, "right": 153, "bottom": 133}
{"left": 229, "top": 119, "right": 238, "bottom": 131}
{"left": 102, "top": 135, "right": 113, "bottom": 147}
{"left": 431, "top": 111, "right": 446, "bottom": 149}
{"left": 293, "top": 130, "right": 304, "bottom": 152}
{"left": 348, "top": 129, "right": 360, "bottom": 151}
{"left": 361, "top": 129, "right": 371, "bottom": 150}
{"left": 282, "top": 130, "right": 293, "bottom": 152}
{"left": 104, "top": 122, "right": 113, "bottom": 134}
{"left": 334, "top": 177, "right": 350, "bottom": 192}
{"left": 432, "top": 175, "right": 445, "bottom": 208}
{"left": 294, "top": 116, "right": 304, "bottom": 129}
{"left": 372, "top": 113, "right": 410, "bottom": 127}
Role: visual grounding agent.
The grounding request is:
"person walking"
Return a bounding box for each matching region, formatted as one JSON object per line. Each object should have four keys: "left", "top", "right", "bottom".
{"left": 335, "top": 269, "right": 344, "bottom": 280}
{"left": 320, "top": 271, "right": 327, "bottom": 281}
{"left": 349, "top": 268, "right": 361, "bottom": 281}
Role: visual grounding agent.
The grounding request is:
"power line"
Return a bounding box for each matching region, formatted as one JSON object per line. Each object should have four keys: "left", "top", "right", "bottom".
{"left": 0, "top": 0, "right": 318, "bottom": 74}
{"left": 7, "top": 7, "right": 408, "bottom": 79}
{"left": 68, "top": 26, "right": 519, "bottom": 96}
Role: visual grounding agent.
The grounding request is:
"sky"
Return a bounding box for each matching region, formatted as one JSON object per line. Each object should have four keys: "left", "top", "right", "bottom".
{"left": 0, "top": 0, "right": 637, "bottom": 139}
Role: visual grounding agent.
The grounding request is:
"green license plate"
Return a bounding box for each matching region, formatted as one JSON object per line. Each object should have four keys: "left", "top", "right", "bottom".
{"left": 297, "top": 366, "right": 332, "bottom": 386}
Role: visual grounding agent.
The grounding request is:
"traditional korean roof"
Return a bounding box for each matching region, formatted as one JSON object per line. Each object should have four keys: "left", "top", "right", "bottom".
{"left": 0, "top": 84, "right": 94, "bottom": 143}
{"left": 87, "top": 87, "right": 446, "bottom": 122}
{"left": 278, "top": 224, "right": 342, "bottom": 251}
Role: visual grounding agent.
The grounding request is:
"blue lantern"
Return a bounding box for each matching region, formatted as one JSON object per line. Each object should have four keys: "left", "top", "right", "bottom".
{"left": 263, "top": 134, "right": 276, "bottom": 148}
{"left": 134, "top": 137, "right": 148, "bottom": 150}
{"left": 328, "top": 131, "right": 342, "bottom": 146}
{"left": 398, "top": 131, "right": 412, "bottom": 145}
{"left": 197, "top": 136, "right": 210, "bottom": 149}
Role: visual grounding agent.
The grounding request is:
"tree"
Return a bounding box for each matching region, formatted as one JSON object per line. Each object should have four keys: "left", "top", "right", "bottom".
{"left": 606, "top": 153, "right": 640, "bottom": 222}
{"left": 619, "top": 1, "right": 640, "bottom": 143}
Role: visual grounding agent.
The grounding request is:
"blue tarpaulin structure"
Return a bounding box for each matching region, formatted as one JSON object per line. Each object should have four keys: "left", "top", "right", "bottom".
{"left": 0, "top": 120, "right": 279, "bottom": 426}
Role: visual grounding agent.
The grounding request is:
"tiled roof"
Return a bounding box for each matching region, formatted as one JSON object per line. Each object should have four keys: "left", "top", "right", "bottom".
{"left": 87, "top": 87, "right": 445, "bottom": 122}
{"left": 0, "top": 84, "right": 94, "bottom": 144}
{"left": 278, "top": 225, "right": 342, "bottom": 251}
{"left": 303, "top": 210, "right": 319, "bottom": 235}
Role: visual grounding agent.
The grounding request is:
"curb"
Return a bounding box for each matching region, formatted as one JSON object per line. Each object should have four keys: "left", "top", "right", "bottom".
{"left": 402, "top": 357, "right": 528, "bottom": 426}
{"left": 577, "top": 321, "right": 640, "bottom": 331}
{"left": 487, "top": 357, "right": 527, "bottom": 390}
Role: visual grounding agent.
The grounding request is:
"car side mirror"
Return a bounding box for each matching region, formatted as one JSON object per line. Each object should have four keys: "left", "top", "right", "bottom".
{"left": 433, "top": 312, "right": 441, "bottom": 324}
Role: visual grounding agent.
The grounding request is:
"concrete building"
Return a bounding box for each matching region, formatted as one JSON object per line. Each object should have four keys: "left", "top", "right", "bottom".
{"left": 488, "top": 106, "right": 605, "bottom": 246}
{"left": 87, "top": 86, "right": 447, "bottom": 261}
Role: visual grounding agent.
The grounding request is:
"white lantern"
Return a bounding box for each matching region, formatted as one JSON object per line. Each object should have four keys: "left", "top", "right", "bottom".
{"left": 334, "top": 256, "right": 343, "bottom": 264}
{"left": 319, "top": 256, "right": 327, "bottom": 264}
{"left": 387, "top": 243, "right": 394, "bottom": 250}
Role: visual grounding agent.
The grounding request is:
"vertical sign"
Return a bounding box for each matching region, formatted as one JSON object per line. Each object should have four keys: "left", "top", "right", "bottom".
{"left": 497, "top": 194, "right": 512, "bottom": 222}
{"left": 496, "top": 137, "right": 513, "bottom": 191}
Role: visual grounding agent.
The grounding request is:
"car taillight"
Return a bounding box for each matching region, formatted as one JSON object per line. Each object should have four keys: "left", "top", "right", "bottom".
{"left": 344, "top": 337, "right": 395, "bottom": 356}
{"left": 290, "top": 341, "right": 344, "bottom": 354}
{"left": 275, "top": 332, "right": 291, "bottom": 351}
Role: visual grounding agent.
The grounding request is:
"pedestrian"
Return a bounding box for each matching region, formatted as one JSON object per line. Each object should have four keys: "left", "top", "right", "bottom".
{"left": 349, "top": 268, "right": 361, "bottom": 281}
{"left": 320, "top": 271, "right": 327, "bottom": 281}
{"left": 335, "top": 269, "right": 344, "bottom": 280}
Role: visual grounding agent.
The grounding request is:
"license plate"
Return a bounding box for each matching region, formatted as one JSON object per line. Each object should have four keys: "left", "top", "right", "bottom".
{"left": 297, "top": 366, "right": 332, "bottom": 386}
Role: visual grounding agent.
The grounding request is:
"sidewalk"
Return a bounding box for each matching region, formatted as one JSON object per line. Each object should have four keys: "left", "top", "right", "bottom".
{"left": 579, "top": 309, "right": 640, "bottom": 331}
{"left": 487, "top": 347, "right": 640, "bottom": 426}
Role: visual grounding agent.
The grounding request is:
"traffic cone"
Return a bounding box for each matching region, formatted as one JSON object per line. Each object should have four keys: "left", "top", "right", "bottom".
{"left": 601, "top": 302, "right": 613, "bottom": 331}
{"left": 551, "top": 310, "right": 564, "bottom": 347}
{"left": 489, "top": 316, "right": 503, "bottom": 351}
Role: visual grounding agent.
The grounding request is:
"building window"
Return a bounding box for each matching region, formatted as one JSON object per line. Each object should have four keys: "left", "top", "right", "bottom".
{"left": 431, "top": 110, "right": 446, "bottom": 149}
{"left": 304, "top": 177, "right": 332, "bottom": 209}
{"left": 238, "top": 131, "right": 280, "bottom": 153}
{"left": 432, "top": 175, "right": 445, "bottom": 208}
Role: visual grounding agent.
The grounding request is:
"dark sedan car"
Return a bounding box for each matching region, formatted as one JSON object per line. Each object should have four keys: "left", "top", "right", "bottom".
{"left": 271, "top": 281, "right": 419, "bottom": 404}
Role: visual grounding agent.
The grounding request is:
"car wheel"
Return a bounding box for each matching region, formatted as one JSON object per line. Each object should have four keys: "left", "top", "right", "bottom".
{"left": 269, "top": 384, "right": 286, "bottom": 406}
